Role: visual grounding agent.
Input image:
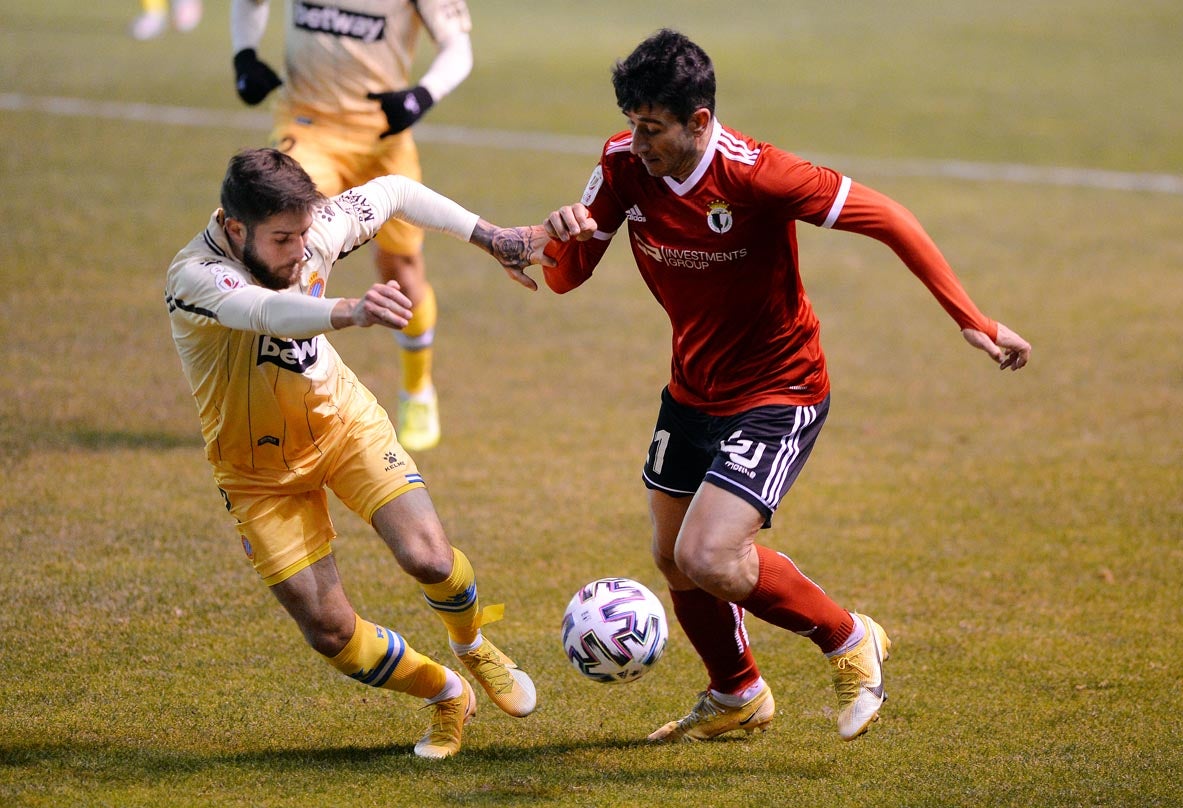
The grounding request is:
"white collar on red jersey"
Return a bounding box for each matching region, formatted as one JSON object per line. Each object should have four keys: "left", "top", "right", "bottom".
{"left": 662, "top": 118, "right": 723, "bottom": 196}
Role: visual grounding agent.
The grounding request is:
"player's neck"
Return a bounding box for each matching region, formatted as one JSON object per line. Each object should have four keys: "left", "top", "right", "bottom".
{"left": 670, "top": 146, "right": 706, "bottom": 183}
{"left": 670, "top": 120, "right": 712, "bottom": 182}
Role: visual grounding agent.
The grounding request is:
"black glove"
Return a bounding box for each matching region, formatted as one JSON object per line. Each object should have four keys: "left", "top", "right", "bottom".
{"left": 233, "top": 48, "right": 283, "bottom": 106}
{"left": 367, "top": 86, "right": 434, "bottom": 138}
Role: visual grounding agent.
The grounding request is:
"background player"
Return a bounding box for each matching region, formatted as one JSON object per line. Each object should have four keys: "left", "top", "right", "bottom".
{"left": 129, "top": 0, "right": 202, "bottom": 40}
{"left": 541, "top": 30, "right": 1031, "bottom": 743}
{"left": 230, "top": 0, "right": 474, "bottom": 450}
{"left": 165, "top": 148, "right": 548, "bottom": 758}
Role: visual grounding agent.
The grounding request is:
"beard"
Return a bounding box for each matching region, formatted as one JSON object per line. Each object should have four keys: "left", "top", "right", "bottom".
{"left": 242, "top": 235, "right": 300, "bottom": 291}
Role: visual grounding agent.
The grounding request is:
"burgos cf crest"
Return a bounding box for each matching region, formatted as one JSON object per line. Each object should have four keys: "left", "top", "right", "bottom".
{"left": 706, "top": 200, "right": 733, "bottom": 234}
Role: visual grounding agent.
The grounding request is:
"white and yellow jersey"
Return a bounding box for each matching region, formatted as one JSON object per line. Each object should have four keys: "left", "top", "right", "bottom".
{"left": 165, "top": 176, "right": 479, "bottom": 470}
{"left": 282, "top": 0, "right": 471, "bottom": 124}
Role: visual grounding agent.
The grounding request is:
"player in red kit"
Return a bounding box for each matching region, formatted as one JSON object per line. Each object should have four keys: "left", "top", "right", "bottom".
{"left": 540, "top": 29, "right": 1030, "bottom": 742}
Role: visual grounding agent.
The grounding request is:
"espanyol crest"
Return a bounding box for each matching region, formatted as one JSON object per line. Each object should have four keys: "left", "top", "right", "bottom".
{"left": 706, "top": 200, "right": 733, "bottom": 234}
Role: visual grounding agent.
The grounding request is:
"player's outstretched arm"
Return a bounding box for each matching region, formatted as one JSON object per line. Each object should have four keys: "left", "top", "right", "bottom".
{"left": 961, "top": 322, "right": 1031, "bottom": 371}
{"left": 469, "top": 220, "right": 554, "bottom": 291}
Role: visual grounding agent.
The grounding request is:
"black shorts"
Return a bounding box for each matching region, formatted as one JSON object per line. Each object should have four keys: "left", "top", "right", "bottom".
{"left": 642, "top": 387, "right": 830, "bottom": 527}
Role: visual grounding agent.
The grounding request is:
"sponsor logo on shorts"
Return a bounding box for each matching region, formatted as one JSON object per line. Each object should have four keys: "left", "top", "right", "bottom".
{"left": 383, "top": 450, "right": 405, "bottom": 472}
{"left": 720, "top": 430, "right": 764, "bottom": 480}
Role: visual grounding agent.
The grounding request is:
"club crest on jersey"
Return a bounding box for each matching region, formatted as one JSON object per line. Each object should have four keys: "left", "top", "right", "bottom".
{"left": 307, "top": 272, "right": 325, "bottom": 298}
{"left": 257, "top": 335, "right": 321, "bottom": 372}
{"left": 706, "top": 200, "right": 733, "bottom": 234}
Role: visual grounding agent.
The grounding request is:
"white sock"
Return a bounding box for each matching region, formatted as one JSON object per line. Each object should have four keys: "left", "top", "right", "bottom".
{"left": 425, "top": 668, "right": 463, "bottom": 704}
{"left": 711, "top": 677, "right": 766, "bottom": 707}
{"left": 449, "top": 631, "right": 483, "bottom": 656}
{"left": 826, "top": 613, "right": 866, "bottom": 658}
{"left": 402, "top": 385, "right": 436, "bottom": 403}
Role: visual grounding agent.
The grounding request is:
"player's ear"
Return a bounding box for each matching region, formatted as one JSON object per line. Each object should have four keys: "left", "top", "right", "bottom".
{"left": 688, "top": 108, "right": 712, "bottom": 137}
{"left": 224, "top": 216, "right": 247, "bottom": 246}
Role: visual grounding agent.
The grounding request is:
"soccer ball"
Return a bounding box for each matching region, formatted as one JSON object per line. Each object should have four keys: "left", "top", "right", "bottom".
{"left": 561, "top": 577, "right": 668, "bottom": 683}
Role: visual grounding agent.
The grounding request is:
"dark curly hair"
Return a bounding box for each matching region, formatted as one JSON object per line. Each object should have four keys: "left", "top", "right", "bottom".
{"left": 611, "top": 29, "right": 715, "bottom": 124}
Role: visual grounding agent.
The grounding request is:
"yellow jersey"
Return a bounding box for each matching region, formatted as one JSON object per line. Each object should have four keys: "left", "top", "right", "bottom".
{"left": 282, "top": 0, "right": 472, "bottom": 125}
{"left": 165, "top": 176, "right": 479, "bottom": 470}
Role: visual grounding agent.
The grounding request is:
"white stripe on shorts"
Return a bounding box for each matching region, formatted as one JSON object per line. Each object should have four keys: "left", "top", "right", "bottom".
{"left": 760, "top": 404, "right": 817, "bottom": 506}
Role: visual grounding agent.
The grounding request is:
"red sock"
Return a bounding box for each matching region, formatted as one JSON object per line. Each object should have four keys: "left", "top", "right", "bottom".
{"left": 668, "top": 587, "right": 760, "bottom": 695}
{"left": 737, "top": 545, "right": 854, "bottom": 654}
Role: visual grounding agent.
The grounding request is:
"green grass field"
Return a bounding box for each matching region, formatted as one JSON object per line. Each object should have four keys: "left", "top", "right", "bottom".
{"left": 2, "top": 1, "right": 1181, "bottom": 806}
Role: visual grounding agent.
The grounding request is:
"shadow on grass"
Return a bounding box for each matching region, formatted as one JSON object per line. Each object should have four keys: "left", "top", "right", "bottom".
{"left": 60, "top": 427, "right": 200, "bottom": 451}
{"left": 1, "top": 425, "right": 200, "bottom": 461}
{"left": 1, "top": 732, "right": 820, "bottom": 779}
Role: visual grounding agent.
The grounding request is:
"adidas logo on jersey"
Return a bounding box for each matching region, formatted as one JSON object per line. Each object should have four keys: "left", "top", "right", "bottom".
{"left": 257, "top": 335, "right": 322, "bottom": 373}
{"left": 626, "top": 205, "right": 647, "bottom": 222}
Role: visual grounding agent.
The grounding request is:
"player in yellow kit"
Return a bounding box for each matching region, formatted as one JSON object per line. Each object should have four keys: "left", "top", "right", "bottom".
{"left": 165, "top": 148, "right": 549, "bottom": 759}
{"left": 230, "top": 0, "right": 475, "bottom": 451}
{"left": 129, "top": 0, "right": 202, "bottom": 40}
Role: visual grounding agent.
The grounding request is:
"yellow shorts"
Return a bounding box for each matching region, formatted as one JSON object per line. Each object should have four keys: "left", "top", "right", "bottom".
{"left": 270, "top": 105, "right": 425, "bottom": 256}
{"left": 213, "top": 387, "right": 425, "bottom": 586}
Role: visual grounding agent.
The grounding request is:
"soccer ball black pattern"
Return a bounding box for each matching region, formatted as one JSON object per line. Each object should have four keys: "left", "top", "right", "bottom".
{"left": 561, "top": 577, "right": 668, "bottom": 683}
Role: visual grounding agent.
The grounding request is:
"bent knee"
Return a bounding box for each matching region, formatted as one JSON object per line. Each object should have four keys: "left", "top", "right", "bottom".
{"left": 672, "top": 546, "right": 748, "bottom": 601}
{"left": 302, "top": 612, "right": 356, "bottom": 657}
{"left": 396, "top": 543, "right": 453, "bottom": 583}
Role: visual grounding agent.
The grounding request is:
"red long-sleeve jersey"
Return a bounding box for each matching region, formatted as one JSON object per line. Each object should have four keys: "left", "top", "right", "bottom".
{"left": 544, "top": 120, "right": 996, "bottom": 415}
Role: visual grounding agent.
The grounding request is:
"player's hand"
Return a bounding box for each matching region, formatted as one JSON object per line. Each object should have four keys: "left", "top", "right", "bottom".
{"left": 544, "top": 204, "right": 597, "bottom": 243}
{"left": 347, "top": 281, "right": 414, "bottom": 329}
{"left": 490, "top": 225, "right": 556, "bottom": 291}
{"left": 367, "top": 87, "right": 434, "bottom": 138}
{"left": 962, "top": 322, "right": 1031, "bottom": 371}
{"left": 469, "top": 221, "right": 552, "bottom": 291}
{"left": 233, "top": 49, "right": 283, "bottom": 106}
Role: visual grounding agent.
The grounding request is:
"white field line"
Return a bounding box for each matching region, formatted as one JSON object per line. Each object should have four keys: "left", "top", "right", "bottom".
{"left": 5, "top": 92, "right": 1182, "bottom": 195}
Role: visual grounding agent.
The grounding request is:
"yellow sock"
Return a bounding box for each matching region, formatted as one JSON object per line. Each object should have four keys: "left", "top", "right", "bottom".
{"left": 325, "top": 614, "right": 447, "bottom": 699}
{"left": 143, "top": 0, "right": 167, "bottom": 12}
{"left": 396, "top": 283, "right": 436, "bottom": 396}
{"left": 420, "top": 547, "right": 504, "bottom": 645}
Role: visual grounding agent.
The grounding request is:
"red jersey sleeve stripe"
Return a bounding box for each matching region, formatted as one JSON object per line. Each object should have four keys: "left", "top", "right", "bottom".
{"left": 821, "top": 175, "right": 852, "bottom": 228}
